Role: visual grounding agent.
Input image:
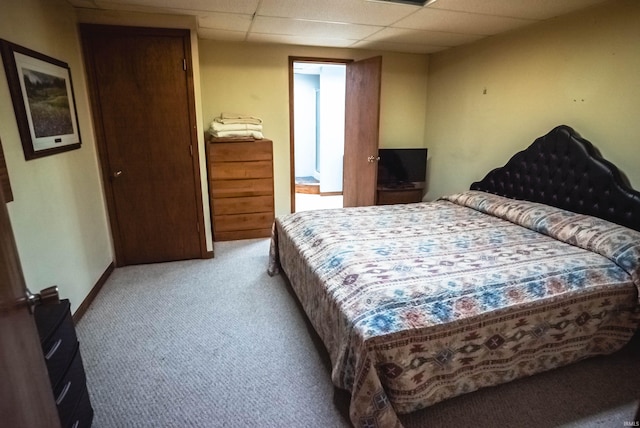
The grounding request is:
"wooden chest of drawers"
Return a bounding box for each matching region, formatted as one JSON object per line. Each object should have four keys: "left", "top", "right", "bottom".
{"left": 207, "top": 137, "right": 275, "bottom": 241}
{"left": 34, "top": 299, "right": 94, "bottom": 428}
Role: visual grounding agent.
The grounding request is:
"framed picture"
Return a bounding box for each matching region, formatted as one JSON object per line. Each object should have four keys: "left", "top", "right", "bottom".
{"left": 0, "top": 39, "right": 81, "bottom": 160}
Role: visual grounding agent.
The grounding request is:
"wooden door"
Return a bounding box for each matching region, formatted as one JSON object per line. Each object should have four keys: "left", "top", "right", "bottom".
{"left": 81, "top": 25, "right": 205, "bottom": 265}
{"left": 343, "top": 56, "right": 382, "bottom": 207}
{"left": 0, "top": 187, "right": 61, "bottom": 428}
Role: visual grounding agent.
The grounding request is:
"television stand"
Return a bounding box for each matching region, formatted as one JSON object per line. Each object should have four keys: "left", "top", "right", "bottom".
{"left": 376, "top": 183, "right": 424, "bottom": 205}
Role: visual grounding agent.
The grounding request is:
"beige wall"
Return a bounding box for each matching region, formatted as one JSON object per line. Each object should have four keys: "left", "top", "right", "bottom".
{"left": 424, "top": 0, "right": 640, "bottom": 201}
{"left": 0, "top": 0, "right": 112, "bottom": 313}
{"left": 199, "top": 41, "right": 429, "bottom": 215}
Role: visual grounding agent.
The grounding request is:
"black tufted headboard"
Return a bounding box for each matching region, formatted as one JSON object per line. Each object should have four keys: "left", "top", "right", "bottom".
{"left": 470, "top": 125, "right": 640, "bottom": 231}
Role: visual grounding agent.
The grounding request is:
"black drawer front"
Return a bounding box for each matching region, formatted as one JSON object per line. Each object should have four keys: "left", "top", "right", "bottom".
{"left": 66, "top": 387, "right": 94, "bottom": 428}
{"left": 35, "top": 299, "right": 71, "bottom": 342}
{"left": 42, "top": 310, "right": 78, "bottom": 388}
{"left": 54, "top": 346, "right": 88, "bottom": 427}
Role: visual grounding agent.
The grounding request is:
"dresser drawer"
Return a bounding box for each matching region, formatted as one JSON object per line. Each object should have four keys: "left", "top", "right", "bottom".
{"left": 209, "top": 141, "right": 272, "bottom": 162}
{"left": 210, "top": 178, "right": 273, "bottom": 198}
{"left": 214, "top": 228, "right": 272, "bottom": 241}
{"left": 54, "top": 345, "right": 88, "bottom": 427}
{"left": 209, "top": 160, "right": 273, "bottom": 180}
{"left": 67, "top": 387, "right": 94, "bottom": 428}
{"left": 212, "top": 195, "right": 274, "bottom": 216}
{"left": 42, "top": 313, "right": 78, "bottom": 388}
{"left": 34, "top": 300, "right": 78, "bottom": 388}
{"left": 214, "top": 212, "right": 274, "bottom": 232}
{"left": 35, "top": 299, "right": 70, "bottom": 342}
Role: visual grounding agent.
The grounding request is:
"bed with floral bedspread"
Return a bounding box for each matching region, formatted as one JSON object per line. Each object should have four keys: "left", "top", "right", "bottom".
{"left": 267, "top": 126, "right": 640, "bottom": 428}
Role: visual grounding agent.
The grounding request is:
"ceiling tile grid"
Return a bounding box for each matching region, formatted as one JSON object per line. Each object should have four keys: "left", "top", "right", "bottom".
{"left": 67, "top": 0, "right": 609, "bottom": 54}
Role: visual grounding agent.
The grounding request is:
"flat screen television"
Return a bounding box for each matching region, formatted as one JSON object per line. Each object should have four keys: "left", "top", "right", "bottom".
{"left": 377, "top": 148, "right": 428, "bottom": 188}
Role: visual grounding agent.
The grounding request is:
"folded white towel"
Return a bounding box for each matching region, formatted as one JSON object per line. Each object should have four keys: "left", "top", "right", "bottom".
{"left": 220, "top": 112, "right": 262, "bottom": 122}
{"left": 210, "top": 121, "right": 263, "bottom": 132}
{"left": 210, "top": 129, "right": 264, "bottom": 139}
{"left": 214, "top": 117, "right": 263, "bottom": 125}
{"left": 214, "top": 112, "right": 263, "bottom": 125}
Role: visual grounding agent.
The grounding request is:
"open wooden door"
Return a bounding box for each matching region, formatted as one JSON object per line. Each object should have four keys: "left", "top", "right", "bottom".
{"left": 0, "top": 187, "right": 60, "bottom": 428}
{"left": 343, "top": 56, "right": 382, "bottom": 207}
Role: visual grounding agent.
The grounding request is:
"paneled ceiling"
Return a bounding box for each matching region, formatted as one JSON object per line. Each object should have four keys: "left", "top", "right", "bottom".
{"left": 66, "top": 0, "right": 608, "bottom": 54}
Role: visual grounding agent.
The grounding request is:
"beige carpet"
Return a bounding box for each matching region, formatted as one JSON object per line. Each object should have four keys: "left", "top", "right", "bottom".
{"left": 76, "top": 238, "right": 640, "bottom": 427}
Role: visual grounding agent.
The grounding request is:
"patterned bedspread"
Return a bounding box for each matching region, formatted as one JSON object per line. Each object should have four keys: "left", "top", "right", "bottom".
{"left": 268, "top": 191, "right": 640, "bottom": 428}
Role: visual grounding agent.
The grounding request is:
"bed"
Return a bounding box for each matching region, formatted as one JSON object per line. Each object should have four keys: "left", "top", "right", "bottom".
{"left": 267, "top": 125, "right": 640, "bottom": 428}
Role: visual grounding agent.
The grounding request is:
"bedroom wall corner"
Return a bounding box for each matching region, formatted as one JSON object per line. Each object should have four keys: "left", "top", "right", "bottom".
{"left": 0, "top": 0, "right": 113, "bottom": 314}
{"left": 423, "top": 0, "right": 640, "bottom": 201}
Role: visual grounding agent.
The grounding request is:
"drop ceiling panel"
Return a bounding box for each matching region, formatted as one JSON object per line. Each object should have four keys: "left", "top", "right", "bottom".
{"left": 97, "top": 0, "right": 260, "bottom": 13}
{"left": 252, "top": 17, "right": 383, "bottom": 40}
{"left": 198, "top": 28, "right": 247, "bottom": 42}
{"left": 91, "top": 1, "right": 201, "bottom": 15}
{"left": 198, "top": 13, "right": 253, "bottom": 32}
{"left": 257, "top": 0, "right": 421, "bottom": 26}
{"left": 367, "top": 27, "right": 483, "bottom": 47}
{"left": 247, "top": 33, "right": 358, "bottom": 49}
{"left": 427, "top": 0, "right": 608, "bottom": 20}
{"left": 394, "top": 7, "right": 534, "bottom": 35}
{"left": 352, "top": 40, "right": 446, "bottom": 54}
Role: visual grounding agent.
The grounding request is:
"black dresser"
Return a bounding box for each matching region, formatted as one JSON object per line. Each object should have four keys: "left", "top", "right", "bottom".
{"left": 34, "top": 299, "right": 93, "bottom": 428}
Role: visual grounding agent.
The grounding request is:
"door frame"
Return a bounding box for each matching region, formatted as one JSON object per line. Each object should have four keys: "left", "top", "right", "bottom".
{"left": 80, "top": 25, "right": 208, "bottom": 265}
{"left": 288, "top": 56, "right": 352, "bottom": 213}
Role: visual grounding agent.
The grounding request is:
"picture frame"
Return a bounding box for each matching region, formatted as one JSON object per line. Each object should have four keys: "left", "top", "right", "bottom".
{"left": 0, "top": 39, "right": 81, "bottom": 160}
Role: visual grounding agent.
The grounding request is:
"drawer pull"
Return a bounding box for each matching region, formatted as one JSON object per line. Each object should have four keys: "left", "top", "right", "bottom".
{"left": 56, "top": 381, "right": 71, "bottom": 405}
{"left": 45, "top": 339, "right": 62, "bottom": 360}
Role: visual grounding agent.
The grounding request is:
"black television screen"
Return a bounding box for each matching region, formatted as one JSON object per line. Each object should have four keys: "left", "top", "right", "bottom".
{"left": 377, "top": 148, "right": 427, "bottom": 187}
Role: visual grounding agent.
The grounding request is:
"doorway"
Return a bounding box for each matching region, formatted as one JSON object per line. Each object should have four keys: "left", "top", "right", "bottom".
{"left": 289, "top": 56, "right": 382, "bottom": 212}
{"left": 290, "top": 58, "right": 347, "bottom": 212}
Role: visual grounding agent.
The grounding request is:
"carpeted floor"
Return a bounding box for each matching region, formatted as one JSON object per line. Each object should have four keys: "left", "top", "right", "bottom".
{"left": 76, "top": 238, "right": 640, "bottom": 427}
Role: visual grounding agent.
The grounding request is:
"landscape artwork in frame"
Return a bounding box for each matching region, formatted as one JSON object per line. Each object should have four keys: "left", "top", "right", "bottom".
{"left": 0, "top": 39, "right": 81, "bottom": 160}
